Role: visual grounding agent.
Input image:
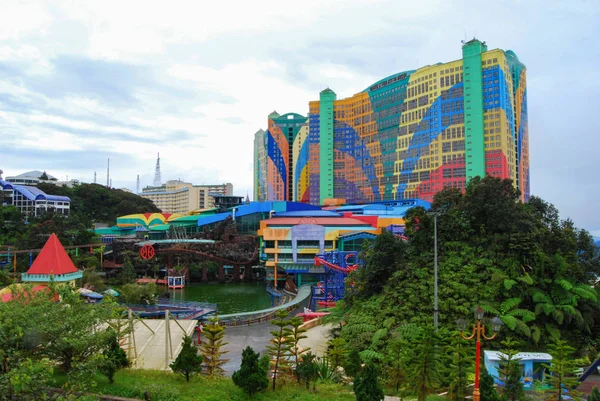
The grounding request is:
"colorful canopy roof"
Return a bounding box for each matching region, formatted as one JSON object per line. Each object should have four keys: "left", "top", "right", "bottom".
{"left": 26, "top": 233, "right": 79, "bottom": 275}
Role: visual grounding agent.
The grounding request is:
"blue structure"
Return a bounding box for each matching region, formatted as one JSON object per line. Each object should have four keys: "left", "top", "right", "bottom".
{"left": 484, "top": 351, "right": 552, "bottom": 389}
{"left": 312, "top": 250, "right": 360, "bottom": 310}
{"left": 0, "top": 179, "right": 71, "bottom": 216}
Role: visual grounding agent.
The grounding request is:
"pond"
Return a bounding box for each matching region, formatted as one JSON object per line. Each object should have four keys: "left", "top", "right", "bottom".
{"left": 167, "top": 282, "right": 271, "bottom": 315}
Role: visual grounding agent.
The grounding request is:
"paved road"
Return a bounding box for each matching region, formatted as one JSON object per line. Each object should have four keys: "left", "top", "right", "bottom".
{"left": 220, "top": 321, "right": 275, "bottom": 376}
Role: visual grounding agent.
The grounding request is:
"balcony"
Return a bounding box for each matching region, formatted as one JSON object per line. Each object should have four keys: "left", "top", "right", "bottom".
{"left": 21, "top": 271, "right": 83, "bottom": 282}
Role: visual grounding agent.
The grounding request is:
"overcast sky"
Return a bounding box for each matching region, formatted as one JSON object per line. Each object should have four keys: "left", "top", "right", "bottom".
{"left": 0, "top": 0, "right": 599, "bottom": 235}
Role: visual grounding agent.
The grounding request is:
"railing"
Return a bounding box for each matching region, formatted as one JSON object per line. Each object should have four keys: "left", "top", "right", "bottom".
{"left": 216, "top": 285, "right": 311, "bottom": 327}
{"left": 21, "top": 271, "right": 83, "bottom": 282}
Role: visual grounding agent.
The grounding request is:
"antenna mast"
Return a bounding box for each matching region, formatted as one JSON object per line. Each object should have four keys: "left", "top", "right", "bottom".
{"left": 136, "top": 175, "right": 140, "bottom": 193}
{"left": 94, "top": 171, "right": 97, "bottom": 184}
{"left": 153, "top": 153, "right": 162, "bottom": 186}
{"left": 106, "top": 158, "right": 110, "bottom": 187}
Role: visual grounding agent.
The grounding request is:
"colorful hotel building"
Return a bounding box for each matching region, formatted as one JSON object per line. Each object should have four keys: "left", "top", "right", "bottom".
{"left": 253, "top": 39, "right": 529, "bottom": 204}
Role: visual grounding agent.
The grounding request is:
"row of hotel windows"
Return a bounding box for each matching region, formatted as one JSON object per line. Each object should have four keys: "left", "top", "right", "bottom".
{"left": 264, "top": 240, "right": 334, "bottom": 249}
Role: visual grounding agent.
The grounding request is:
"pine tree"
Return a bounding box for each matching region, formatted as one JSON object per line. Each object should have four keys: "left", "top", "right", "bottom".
{"left": 326, "top": 337, "right": 347, "bottom": 370}
{"left": 200, "top": 318, "right": 229, "bottom": 377}
{"left": 408, "top": 327, "right": 442, "bottom": 401}
{"left": 544, "top": 337, "right": 584, "bottom": 401}
{"left": 498, "top": 337, "right": 525, "bottom": 401}
{"left": 267, "top": 309, "right": 291, "bottom": 391}
{"left": 119, "top": 255, "right": 137, "bottom": 284}
{"left": 284, "top": 316, "right": 309, "bottom": 383}
{"left": 169, "top": 335, "right": 203, "bottom": 382}
{"left": 99, "top": 329, "right": 130, "bottom": 383}
{"left": 344, "top": 348, "right": 363, "bottom": 380}
{"left": 232, "top": 346, "right": 268, "bottom": 397}
{"left": 296, "top": 352, "right": 319, "bottom": 391}
{"left": 447, "top": 336, "right": 472, "bottom": 401}
{"left": 354, "top": 361, "right": 384, "bottom": 401}
{"left": 480, "top": 368, "right": 500, "bottom": 401}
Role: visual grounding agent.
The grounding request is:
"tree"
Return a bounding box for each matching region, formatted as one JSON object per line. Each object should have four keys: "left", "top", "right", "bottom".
{"left": 326, "top": 337, "right": 347, "bottom": 370}
{"left": 119, "top": 255, "right": 137, "bottom": 284}
{"left": 169, "top": 335, "right": 203, "bottom": 382}
{"left": 447, "top": 336, "right": 472, "bottom": 401}
{"left": 407, "top": 327, "right": 442, "bottom": 401}
{"left": 99, "top": 329, "right": 129, "bottom": 383}
{"left": 284, "top": 316, "right": 309, "bottom": 382}
{"left": 344, "top": 348, "right": 363, "bottom": 380}
{"left": 232, "top": 346, "right": 268, "bottom": 396}
{"left": 480, "top": 368, "right": 500, "bottom": 401}
{"left": 353, "top": 361, "right": 384, "bottom": 401}
{"left": 267, "top": 309, "right": 291, "bottom": 391}
{"left": 588, "top": 387, "right": 600, "bottom": 401}
{"left": 544, "top": 337, "right": 584, "bottom": 401}
{"left": 200, "top": 318, "right": 229, "bottom": 376}
{"left": 296, "top": 352, "right": 319, "bottom": 391}
{"left": 39, "top": 171, "right": 49, "bottom": 181}
{"left": 498, "top": 337, "right": 525, "bottom": 401}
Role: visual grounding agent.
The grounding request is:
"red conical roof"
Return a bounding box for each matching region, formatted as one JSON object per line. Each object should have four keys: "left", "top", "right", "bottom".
{"left": 26, "top": 233, "right": 79, "bottom": 276}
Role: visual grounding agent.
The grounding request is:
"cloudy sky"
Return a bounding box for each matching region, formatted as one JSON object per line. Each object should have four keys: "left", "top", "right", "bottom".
{"left": 0, "top": 0, "right": 599, "bottom": 234}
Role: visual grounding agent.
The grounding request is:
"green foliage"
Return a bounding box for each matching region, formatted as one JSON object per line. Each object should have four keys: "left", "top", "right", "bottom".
{"left": 170, "top": 335, "right": 203, "bottom": 382}
{"left": 343, "top": 348, "right": 363, "bottom": 380}
{"left": 326, "top": 337, "right": 347, "bottom": 369}
{"left": 100, "top": 329, "right": 130, "bottom": 383}
{"left": 284, "top": 316, "right": 309, "bottom": 382}
{"left": 498, "top": 337, "right": 525, "bottom": 401}
{"left": 200, "top": 318, "right": 229, "bottom": 377}
{"left": 296, "top": 352, "right": 319, "bottom": 391}
{"left": 588, "top": 387, "right": 600, "bottom": 401}
{"left": 543, "top": 337, "right": 585, "bottom": 401}
{"left": 37, "top": 182, "right": 161, "bottom": 225}
{"left": 2, "top": 358, "right": 53, "bottom": 401}
{"left": 446, "top": 335, "right": 473, "bottom": 401}
{"left": 407, "top": 326, "right": 443, "bottom": 401}
{"left": 267, "top": 309, "right": 291, "bottom": 391}
{"left": 232, "top": 346, "right": 269, "bottom": 396}
{"left": 117, "top": 282, "right": 157, "bottom": 304}
{"left": 119, "top": 255, "right": 138, "bottom": 284}
{"left": 353, "top": 361, "right": 384, "bottom": 401}
{"left": 480, "top": 368, "right": 500, "bottom": 401}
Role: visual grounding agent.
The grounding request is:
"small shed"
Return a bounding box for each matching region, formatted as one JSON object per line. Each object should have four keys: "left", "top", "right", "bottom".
{"left": 484, "top": 350, "right": 552, "bottom": 389}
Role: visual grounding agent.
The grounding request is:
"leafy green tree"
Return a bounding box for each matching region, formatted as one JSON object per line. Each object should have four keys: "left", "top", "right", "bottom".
{"left": 232, "top": 346, "right": 268, "bottom": 396}
{"left": 296, "top": 352, "right": 319, "bottom": 391}
{"left": 119, "top": 255, "right": 137, "bottom": 284}
{"left": 353, "top": 361, "right": 384, "bottom": 401}
{"left": 344, "top": 348, "right": 363, "bottom": 380}
{"left": 170, "top": 335, "right": 203, "bottom": 382}
{"left": 284, "top": 316, "right": 309, "bottom": 382}
{"left": 498, "top": 337, "right": 525, "bottom": 401}
{"left": 3, "top": 358, "right": 53, "bottom": 401}
{"left": 99, "top": 329, "right": 130, "bottom": 383}
{"left": 267, "top": 309, "right": 291, "bottom": 391}
{"left": 200, "top": 318, "right": 228, "bottom": 376}
{"left": 543, "top": 337, "right": 584, "bottom": 401}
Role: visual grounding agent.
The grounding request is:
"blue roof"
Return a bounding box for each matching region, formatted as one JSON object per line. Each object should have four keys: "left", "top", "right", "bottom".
{"left": 197, "top": 201, "right": 321, "bottom": 227}
{"left": 335, "top": 199, "right": 430, "bottom": 218}
{"left": 0, "top": 181, "right": 70, "bottom": 202}
{"left": 274, "top": 210, "right": 341, "bottom": 217}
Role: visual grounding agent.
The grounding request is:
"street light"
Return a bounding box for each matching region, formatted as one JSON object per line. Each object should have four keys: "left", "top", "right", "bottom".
{"left": 456, "top": 307, "right": 503, "bottom": 401}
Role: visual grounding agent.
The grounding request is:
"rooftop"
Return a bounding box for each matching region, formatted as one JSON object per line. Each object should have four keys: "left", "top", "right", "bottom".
{"left": 26, "top": 233, "right": 79, "bottom": 276}
{"left": 484, "top": 351, "right": 552, "bottom": 361}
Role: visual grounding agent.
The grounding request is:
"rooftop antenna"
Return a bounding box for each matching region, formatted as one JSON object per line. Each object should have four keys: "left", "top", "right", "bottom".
{"left": 106, "top": 158, "right": 110, "bottom": 187}
{"left": 136, "top": 175, "right": 140, "bottom": 193}
{"left": 153, "top": 153, "right": 161, "bottom": 186}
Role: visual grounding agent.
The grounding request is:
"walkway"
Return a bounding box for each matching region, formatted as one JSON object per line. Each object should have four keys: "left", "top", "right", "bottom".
{"left": 297, "top": 323, "right": 333, "bottom": 357}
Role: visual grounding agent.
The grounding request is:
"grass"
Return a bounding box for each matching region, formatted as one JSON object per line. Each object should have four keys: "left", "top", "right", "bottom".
{"left": 52, "top": 369, "right": 356, "bottom": 401}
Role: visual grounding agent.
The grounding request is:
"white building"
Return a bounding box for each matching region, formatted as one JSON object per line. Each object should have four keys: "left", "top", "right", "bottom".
{"left": 0, "top": 180, "right": 71, "bottom": 216}
{"left": 5, "top": 170, "right": 80, "bottom": 188}
{"left": 140, "top": 180, "right": 233, "bottom": 214}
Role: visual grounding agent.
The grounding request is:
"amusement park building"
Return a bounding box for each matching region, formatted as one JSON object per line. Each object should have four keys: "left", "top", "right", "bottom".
{"left": 140, "top": 180, "right": 234, "bottom": 214}
{"left": 0, "top": 180, "right": 71, "bottom": 216}
{"left": 253, "top": 39, "right": 529, "bottom": 205}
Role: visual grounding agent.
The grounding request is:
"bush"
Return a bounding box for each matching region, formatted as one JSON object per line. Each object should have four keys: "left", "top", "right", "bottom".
{"left": 170, "top": 335, "right": 203, "bottom": 382}
{"left": 232, "top": 346, "right": 268, "bottom": 396}
{"left": 353, "top": 362, "right": 384, "bottom": 401}
{"left": 99, "top": 330, "right": 129, "bottom": 383}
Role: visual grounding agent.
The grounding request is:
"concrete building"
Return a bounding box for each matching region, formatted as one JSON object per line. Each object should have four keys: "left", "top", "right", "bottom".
{"left": 140, "top": 180, "right": 234, "bottom": 214}
{"left": 5, "top": 170, "right": 80, "bottom": 188}
{"left": 254, "top": 39, "right": 529, "bottom": 204}
{"left": 0, "top": 180, "right": 71, "bottom": 216}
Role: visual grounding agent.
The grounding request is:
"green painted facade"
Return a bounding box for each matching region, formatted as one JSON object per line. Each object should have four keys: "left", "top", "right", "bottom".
{"left": 319, "top": 88, "right": 336, "bottom": 204}
{"left": 462, "top": 39, "right": 488, "bottom": 181}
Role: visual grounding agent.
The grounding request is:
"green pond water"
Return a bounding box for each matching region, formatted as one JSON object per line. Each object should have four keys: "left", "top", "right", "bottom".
{"left": 167, "top": 282, "right": 271, "bottom": 315}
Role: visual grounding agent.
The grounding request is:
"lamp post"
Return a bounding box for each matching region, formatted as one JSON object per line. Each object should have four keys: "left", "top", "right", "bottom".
{"left": 456, "top": 307, "right": 503, "bottom": 401}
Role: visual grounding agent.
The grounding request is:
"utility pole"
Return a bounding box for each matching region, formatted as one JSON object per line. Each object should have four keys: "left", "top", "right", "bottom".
{"left": 434, "top": 213, "right": 438, "bottom": 330}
